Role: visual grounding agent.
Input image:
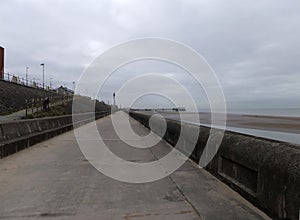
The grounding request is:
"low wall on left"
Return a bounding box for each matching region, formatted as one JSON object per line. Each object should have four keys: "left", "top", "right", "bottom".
{"left": 0, "top": 112, "right": 109, "bottom": 158}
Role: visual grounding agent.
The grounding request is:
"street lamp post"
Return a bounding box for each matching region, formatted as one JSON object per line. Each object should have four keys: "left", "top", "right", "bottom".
{"left": 50, "top": 77, "right": 52, "bottom": 89}
{"left": 40, "top": 63, "right": 45, "bottom": 89}
{"left": 25, "top": 67, "right": 29, "bottom": 86}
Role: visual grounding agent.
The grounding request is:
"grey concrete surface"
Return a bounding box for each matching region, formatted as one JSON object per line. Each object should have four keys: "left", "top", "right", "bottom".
{"left": 0, "top": 112, "right": 270, "bottom": 219}
{"left": 0, "top": 108, "right": 30, "bottom": 121}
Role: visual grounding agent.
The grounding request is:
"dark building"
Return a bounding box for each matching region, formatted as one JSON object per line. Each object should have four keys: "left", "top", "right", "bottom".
{"left": 0, "top": 46, "right": 4, "bottom": 79}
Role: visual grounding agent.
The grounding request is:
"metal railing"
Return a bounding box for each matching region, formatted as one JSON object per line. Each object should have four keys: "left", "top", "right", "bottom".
{"left": 2, "top": 72, "right": 52, "bottom": 90}
{"left": 25, "top": 95, "right": 73, "bottom": 117}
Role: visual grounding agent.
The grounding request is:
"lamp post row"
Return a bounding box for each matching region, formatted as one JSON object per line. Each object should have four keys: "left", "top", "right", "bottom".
{"left": 25, "top": 63, "right": 54, "bottom": 89}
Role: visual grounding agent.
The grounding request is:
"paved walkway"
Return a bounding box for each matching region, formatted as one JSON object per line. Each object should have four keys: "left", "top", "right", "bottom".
{"left": 0, "top": 112, "right": 269, "bottom": 219}
{"left": 0, "top": 108, "right": 30, "bottom": 121}
{"left": 0, "top": 101, "right": 63, "bottom": 122}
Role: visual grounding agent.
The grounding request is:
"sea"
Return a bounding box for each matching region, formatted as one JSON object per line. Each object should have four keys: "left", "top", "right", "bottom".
{"left": 225, "top": 108, "right": 300, "bottom": 117}
{"left": 164, "top": 108, "right": 300, "bottom": 145}
{"left": 199, "top": 107, "right": 300, "bottom": 117}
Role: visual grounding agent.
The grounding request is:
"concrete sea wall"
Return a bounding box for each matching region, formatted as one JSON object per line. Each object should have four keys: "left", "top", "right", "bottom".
{"left": 0, "top": 112, "right": 109, "bottom": 159}
{"left": 129, "top": 111, "right": 300, "bottom": 220}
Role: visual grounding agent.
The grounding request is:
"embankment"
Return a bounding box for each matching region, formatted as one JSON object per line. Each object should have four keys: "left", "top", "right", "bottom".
{"left": 0, "top": 80, "right": 60, "bottom": 115}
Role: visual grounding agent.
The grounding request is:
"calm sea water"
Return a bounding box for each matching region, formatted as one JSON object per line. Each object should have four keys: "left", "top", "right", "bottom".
{"left": 199, "top": 108, "right": 300, "bottom": 117}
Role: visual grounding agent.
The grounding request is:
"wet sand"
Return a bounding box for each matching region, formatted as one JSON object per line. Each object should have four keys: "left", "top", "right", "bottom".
{"left": 160, "top": 112, "right": 300, "bottom": 134}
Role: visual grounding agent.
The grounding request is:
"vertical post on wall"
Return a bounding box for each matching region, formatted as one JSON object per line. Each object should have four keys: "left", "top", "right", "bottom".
{"left": 113, "top": 92, "right": 116, "bottom": 106}
{"left": 25, "top": 99, "right": 28, "bottom": 117}
{"left": 40, "top": 63, "right": 45, "bottom": 89}
{"left": 26, "top": 67, "right": 29, "bottom": 86}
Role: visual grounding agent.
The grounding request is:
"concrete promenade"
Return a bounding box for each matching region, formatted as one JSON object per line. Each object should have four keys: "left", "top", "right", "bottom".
{"left": 0, "top": 112, "right": 269, "bottom": 219}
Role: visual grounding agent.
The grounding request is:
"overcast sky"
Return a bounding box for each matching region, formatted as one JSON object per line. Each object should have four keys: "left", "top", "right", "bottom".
{"left": 1, "top": 0, "right": 300, "bottom": 111}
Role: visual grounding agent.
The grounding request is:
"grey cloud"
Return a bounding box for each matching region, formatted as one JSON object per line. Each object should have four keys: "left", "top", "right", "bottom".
{"left": 0, "top": 0, "right": 299, "bottom": 110}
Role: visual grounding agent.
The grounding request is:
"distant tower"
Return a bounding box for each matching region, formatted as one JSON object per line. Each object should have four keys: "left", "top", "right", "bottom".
{"left": 113, "top": 92, "right": 116, "bottom": 106}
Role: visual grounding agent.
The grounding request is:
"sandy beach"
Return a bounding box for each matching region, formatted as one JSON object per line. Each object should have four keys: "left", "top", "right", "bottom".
{"left": 160, "top": 112, "right": 300, "bottom": 134}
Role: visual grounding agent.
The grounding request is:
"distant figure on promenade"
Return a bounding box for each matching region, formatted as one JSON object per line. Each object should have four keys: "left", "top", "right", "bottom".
{"left": 43, "top": 97, "right": 50, "bottom": 110}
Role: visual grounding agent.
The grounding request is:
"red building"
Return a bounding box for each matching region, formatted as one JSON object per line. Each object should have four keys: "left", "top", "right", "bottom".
{"left": 0, "top": 46, "right": 4, "bottom": 79}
